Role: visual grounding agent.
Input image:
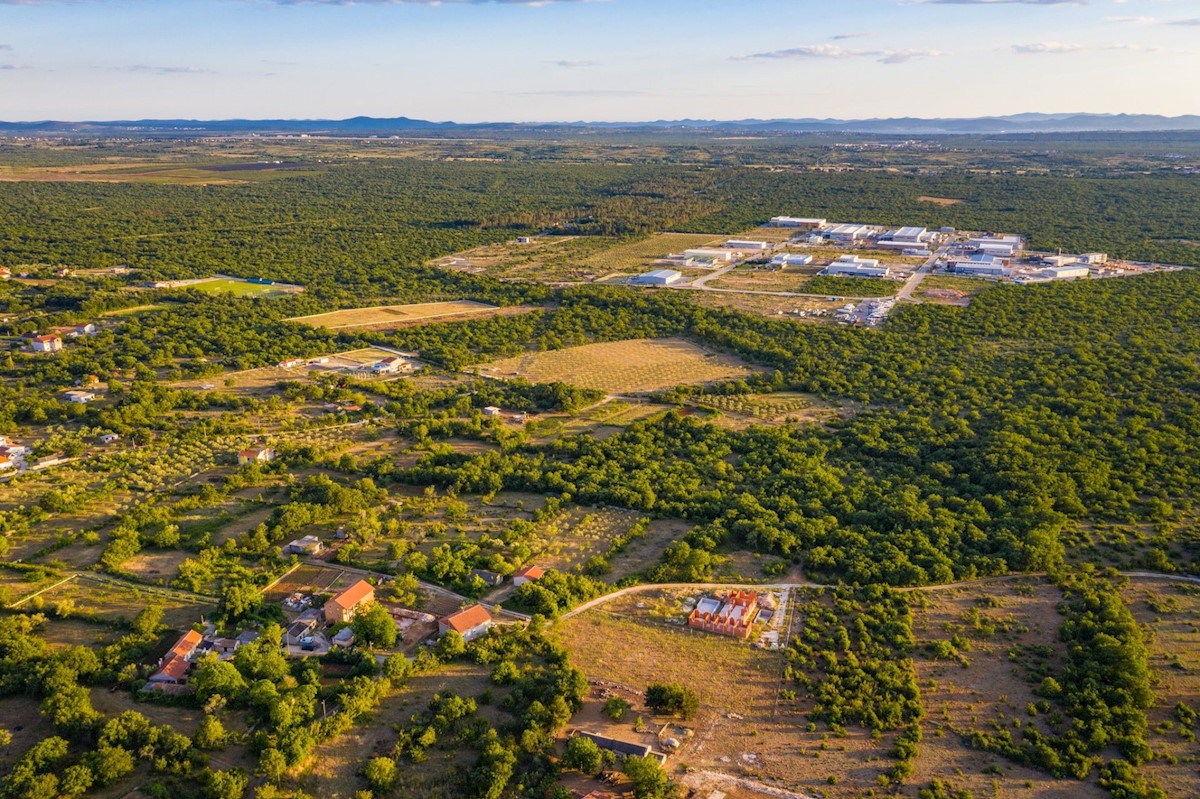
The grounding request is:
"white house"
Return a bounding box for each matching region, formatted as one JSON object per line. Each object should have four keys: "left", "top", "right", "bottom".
{"left": 63, "top": 390, "right": 96, "bottom": 404}
{"left": 439, "top": 604, "right": 493, "bottom": 642}
{"left": 513, "top": 565, "right": 545, "bottom": 587}
{"left": 31, "top": 335, "right": 63, "bottom": 353}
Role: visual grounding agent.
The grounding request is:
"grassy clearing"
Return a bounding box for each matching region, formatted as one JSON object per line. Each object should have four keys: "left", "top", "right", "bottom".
{"left": 690, "top": 391, "right": 846, "bottom": 427}
{"left": 435, "top": 235, "right": 615, "bottom": 282}
{"left": 475, "top": 338, "right": 759, "bottom": 394}
{"left": 291, "top": 663, "right": 492, "bottom": 799}
{"left": 0, "top": 161, "right": 322, "bottom": 185}
{"left": 918, "top": 196, "right": 965, "bottom": 206}
{"left": 578, "top": 232, "right": 722, "bottom": 275}
{"left": 288, "top": 301, "right": 503, "bottom": 331}
{"left": 31, "top": 576, "right": 215, "bottom": 628}
{"left": 262, "top": 564, "right": 356, "bottom": 603}
{"left": 556, "top": 594, "right": 831, "bottom": 793}
{"left": 909, "top": 577, "right": 1104, "bottom": 799}
{"left": 187, "top": 278, "right": 302, "bottom": 298}
{"left": 688, "top": 290, "right": 845, "bottom": 319}
{"left": 919, "top": 274, "right": 995, "bottom": 306}
{"left": 1124, "top": 578, "right": 1200, "bottom": 799}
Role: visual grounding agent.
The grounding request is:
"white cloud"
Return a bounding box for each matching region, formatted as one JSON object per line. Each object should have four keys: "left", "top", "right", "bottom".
{"left": 737, "top": 45, "right": 945, "bottom": 63}
{"left": 1012, "top": 41, "right": 1083, "bottom": 54}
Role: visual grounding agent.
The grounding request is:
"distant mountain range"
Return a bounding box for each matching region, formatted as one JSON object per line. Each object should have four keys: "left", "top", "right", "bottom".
{"left": 2, "top": 113, "right": 1199, "bottom": 136}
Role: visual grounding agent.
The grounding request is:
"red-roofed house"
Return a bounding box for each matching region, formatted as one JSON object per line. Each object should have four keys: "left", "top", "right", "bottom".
{"left": 513, "top": 565, "right": 545, "bottom": 587}
{"left": 687, "top": 590, "right": 759, "bottom": 639}
{"left": 31, "top": 335, "right": 63, "bottom": 353}
{"left": 323, "top": 579, "right": 375, "bottom": 624}
{"left": 438, "top": 604, "right": 493, "bottom": 642}
{"left": 237, "top": 447, "right": 275, "bottom": 465}
{"left": 147, "top": 629, "right": 204, "bottom": 689}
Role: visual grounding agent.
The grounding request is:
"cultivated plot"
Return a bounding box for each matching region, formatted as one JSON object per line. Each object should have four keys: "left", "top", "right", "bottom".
{"left": 287, "top": 301, "right": 506, "bottom": 331}
{"left": 475, "top": 338, "right": 760, "bottom": 394}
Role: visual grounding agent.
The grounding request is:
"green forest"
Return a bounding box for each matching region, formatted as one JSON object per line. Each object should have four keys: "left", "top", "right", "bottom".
{"left": 1, "top": 137, "right": 1199, "bottom": 799}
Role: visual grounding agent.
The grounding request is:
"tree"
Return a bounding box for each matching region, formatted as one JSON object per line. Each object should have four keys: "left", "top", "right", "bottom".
{"left": 350, "top": 603, "right": 398, "bottom": 649}
{"left": 562, "top": 736, "right": 603, "bottom": 774}
{"left": 195, "top": 715, "right": 227, "bottom": 750}
{"left": 58, "top": 764, "right": 95, "bottom": 798}
{"left": 363, "top": 757, "right": 396, "bottom": 791}
{"left": 623, "top": 755, "right": 678, "bottom": 799}
{"left": 603, "top": 696, "right": 631, "bottom": 721}
{"left": 644, "top": 683, "right": 699, "bottom": 720}
{"left": 191, "top": 654, "right": 248, "bottom": 702}
{"left": 221, "top": 580, "right": 263, "bottom": 621}
{"left": 85, "top": 745, "right": 135, "bottom": 788}
{"left": 437, "top": 630, "right": 466, "bottom": 660}
{"left": 206, "top": 768, "right": 249, "bottom": 799}
{"left": 384, "top": 654, "right": 414, "bottom": 682}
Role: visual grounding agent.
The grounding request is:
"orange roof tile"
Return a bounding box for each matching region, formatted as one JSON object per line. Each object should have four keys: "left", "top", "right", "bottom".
{"left": 169, "top": 629, "right": 203, "bottom": 659}
{"left": 515, "top": 565, "right": 545, "bottom": 580}
{"left": 328, "top": 579, "right": 374, "bottom": 610}
{"left": 441, "top": 604, "right": 492, "bottom": 634}
{"left": 152, "top": 655, "right": 191, "bottom": 682}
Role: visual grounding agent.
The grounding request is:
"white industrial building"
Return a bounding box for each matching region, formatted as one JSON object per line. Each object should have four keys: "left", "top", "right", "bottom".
{"left": 632, "top": 269, "right": 682, "bottom": 286}
{"left": 950, "top": 256, "right": 1011, "bottom": 277}
{"left": 878, "top": 226, "right": 928, "bottom": 248}
{"left": 724, "top": 240, "right": 771, "bottom": 251}
{"left": 1042, "top": 255, "right": 1078, "bottom": 268}
{"left": 968, "top": 235, "right": 1023, "bottom": 257}
{"left": 682, "top": 248, "right": 736, "bottom": 264}
{"left": 1079, "top": 253, "right": 1108, "bottom": 265}
{"left": 1042, "top": 265, "right": 1090, "bottom": 280}
{"left": 825, "top": 255, "right": 890, "bottom": 278}
{"left": 770, "top": 216, "right": 826, "bottom": 229}
{"left": 827, "top": 224, "right": 873, "bottom": 242}
{"left": 769, "top": 253, "right": 814, "bottom": 267}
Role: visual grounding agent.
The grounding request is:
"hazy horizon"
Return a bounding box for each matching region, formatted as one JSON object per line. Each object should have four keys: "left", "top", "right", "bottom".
{"left": 2, "top": 0, "right": 1199, "bottom": 122}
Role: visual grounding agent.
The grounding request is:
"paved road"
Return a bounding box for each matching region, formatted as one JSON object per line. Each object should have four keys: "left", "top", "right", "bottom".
{"left": 558, "top": 569, "right": 1200, "bottom": 621}
{"left": 894, "top": 245, "right": 949, "bottom": 303}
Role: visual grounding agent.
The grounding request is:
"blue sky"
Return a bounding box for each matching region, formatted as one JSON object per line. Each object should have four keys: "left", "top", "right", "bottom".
{"left": 0, "top": 0, "right": 1197, "bottom": 121}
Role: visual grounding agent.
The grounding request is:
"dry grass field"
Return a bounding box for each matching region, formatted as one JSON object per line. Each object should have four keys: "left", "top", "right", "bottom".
{"left": 909, "top": 577, "right": 1094, "bottom": 799}
{"left": 689, "top": 291, "right": 846, "bottom": 319}
{"left": 0, "top": 161, "right": 322, "bottom": 185}
{"left": 578, "top": 232, "right": 723, "bottom": 276}
{"left": 434, "top": 235, "right": 614, "bottom": 282}
{"left": 1124, "top": 577, "right": 1200, "bottom": 799}
{"left": 475, "top": 338, "right": 759, "bottom": 394}
{"left": 288, "top": 301, "right": 504, "bottom": 330}
{"left": 291, "top": 663, "right": 494, "bottom": 799}
{"left": 555, "top": 589, "right": 897, "bottom": 797}
{"left": 29, "top": 575, "right": 216, "bottom": 628}
{"left": 918, "top": 196, "right": 966, "bottom": 206}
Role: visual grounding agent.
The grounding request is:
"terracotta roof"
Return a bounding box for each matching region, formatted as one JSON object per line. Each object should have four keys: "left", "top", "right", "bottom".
{"left": 441, "top": 604, "right": 492, "bottom": 634}
{"left": 328, "top": 579, "right": 374, "bottom": 610}
{"left": 515, "top": 565, "right": 545, "bottom": 580}
{"left": 169, "top": 629, "right": 203, "bottom": 659}
{"left": 34, "top": 334, "right": 61, "bottom": 343}
{"left": 151, "top": 655, "right": 190, "bottom": 682}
